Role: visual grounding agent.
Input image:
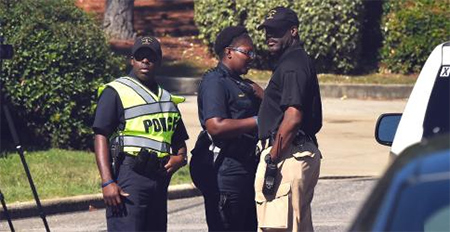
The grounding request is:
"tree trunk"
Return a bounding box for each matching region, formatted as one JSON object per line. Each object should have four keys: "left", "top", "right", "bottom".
{"left": 103, "top": 0, "right": 136, "bottom": 40}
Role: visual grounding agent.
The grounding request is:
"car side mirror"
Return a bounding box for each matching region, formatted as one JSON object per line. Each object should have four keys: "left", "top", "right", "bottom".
{"left": 375, "top": 113, "right": 402, "bottom": 146}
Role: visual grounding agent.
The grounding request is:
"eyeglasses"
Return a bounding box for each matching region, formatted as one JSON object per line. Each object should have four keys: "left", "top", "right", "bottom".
{"left": 133, "top": 50, "right": 158, "bottom": 62}
{"left": 227, "top": 47, "right": 256, "bottom": 59}
{"left": 265, "top": 26, "right": 291, "bottom": 38}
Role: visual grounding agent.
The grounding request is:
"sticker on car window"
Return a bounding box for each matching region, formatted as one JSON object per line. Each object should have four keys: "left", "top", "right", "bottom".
{"left": 439, "top": 66, "right": 450, "bottom": 78}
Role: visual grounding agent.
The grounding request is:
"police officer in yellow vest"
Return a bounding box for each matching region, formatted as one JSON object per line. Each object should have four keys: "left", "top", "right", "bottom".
{"left": 93, "top": 36, "right": 189, "bottom": 231}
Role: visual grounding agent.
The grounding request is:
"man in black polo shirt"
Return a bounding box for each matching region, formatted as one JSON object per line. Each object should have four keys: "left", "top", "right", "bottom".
{"left": 254, "top": 6, "right": 322, "bottom": 231}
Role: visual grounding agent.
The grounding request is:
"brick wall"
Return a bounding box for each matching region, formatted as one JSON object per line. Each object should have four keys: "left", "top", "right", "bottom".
{"left": 74, "top": 0, "right": 197, "bottom": 37}
{"left": 75, "top": 0, "right": 105, "bottom": 14}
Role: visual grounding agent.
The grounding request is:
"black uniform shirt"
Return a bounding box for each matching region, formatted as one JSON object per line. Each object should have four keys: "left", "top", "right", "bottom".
{"left": 258, "top": 44, "right": 322, "bottom": 141}
{"left": 92, "top": 72, "right": 189, "bottom": 149}
{"left": 197, "top": 63, "right": 261, "bottom": 192}
{"left": 198, "top": 63, "right": 260, "bottom": 128}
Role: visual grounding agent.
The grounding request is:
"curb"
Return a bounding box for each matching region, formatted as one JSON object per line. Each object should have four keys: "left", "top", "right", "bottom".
{"left": 0, "top": 176, "right": 377, "bottom": 220}
{"left": 319, "top": 83, "right": 413, "bottom": 100}
{"left": 0, "top": 183, "right": 201, "bottom": 220}
{"left": 318, "top": 175, "right": 378, "bottom": 180}
{"left": 157, "top": 77, "right": 413, "bottom": 99}
{"left": 156, "top": 76, "right": 201, "bottom": 95}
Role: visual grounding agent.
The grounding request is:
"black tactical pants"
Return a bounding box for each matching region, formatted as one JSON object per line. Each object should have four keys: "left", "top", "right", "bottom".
{"left": 106, "top": 156, "right": 170, "bottom": 231}
{"left": 203, "top": 191, "right": 224, "bottom": 231}
{"left": 218, "top": 189, "right": 257, "bottom": 231}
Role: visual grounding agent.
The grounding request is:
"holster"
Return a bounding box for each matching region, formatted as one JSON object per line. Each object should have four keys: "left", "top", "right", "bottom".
{"left": 191, "top": 130, "right": 225, "bottom": 167}
{"left": 189, "top": 130, "right": 222, "bottom": 192}
{"left": 262, "top": 155, "right": 278, "bottom": 195}
{"left": 110, "top": 136, "right": 124, "bottom": 180}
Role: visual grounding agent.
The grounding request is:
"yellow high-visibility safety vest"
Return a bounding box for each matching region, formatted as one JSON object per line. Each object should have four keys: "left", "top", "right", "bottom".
{"left": 99, "top": 76, "right": 185, "bottom": 158}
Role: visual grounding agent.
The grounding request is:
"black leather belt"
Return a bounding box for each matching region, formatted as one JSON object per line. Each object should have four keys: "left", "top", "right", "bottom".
{"left": 268, "top": 131, "right": 312, "bottom": 147}
{"left": 292, "top": 133, "right": 312, "bottom": 146}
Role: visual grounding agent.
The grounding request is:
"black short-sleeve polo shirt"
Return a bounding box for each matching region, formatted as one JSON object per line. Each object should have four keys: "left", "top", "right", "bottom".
{"left": 258, "top": 45, "right": 322, "bottom": 140}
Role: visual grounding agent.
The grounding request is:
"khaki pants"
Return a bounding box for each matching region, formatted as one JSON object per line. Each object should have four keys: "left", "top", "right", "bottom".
{"left": 254, "top": 141, "right": 321, "bottom": 232}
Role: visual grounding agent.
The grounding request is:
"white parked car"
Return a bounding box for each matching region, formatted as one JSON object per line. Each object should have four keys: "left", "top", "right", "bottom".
{"left": 375, "top": 41, "right": 450, "bottom": 157}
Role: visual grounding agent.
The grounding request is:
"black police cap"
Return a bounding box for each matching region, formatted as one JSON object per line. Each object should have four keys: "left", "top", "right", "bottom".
{"left": 214, "top": 26, "right": 248, "bottom": 56}
{"left": 257, "top": 6, "right": 299, "bottom": 30}
{"left": 132, "top": 36, "right": 162, "bottom": 61}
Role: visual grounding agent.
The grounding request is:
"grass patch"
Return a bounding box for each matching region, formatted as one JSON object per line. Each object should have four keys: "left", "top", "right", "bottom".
{"left": 245, "top": 69, "right": 272, "bottom": 80}
{"left": 0, "top": 149, "right": 192, "bottom": 203}
{"left": 0, "top": 149, "right": 99, "bottom": 203}
{"left": 317, "top": 73, "right": 418, "bottom": 85}
{"left": 159, "top": 60, "right": 418, "bottom": 85}
{"left": 171, "top": 166, "right": 192, "bottom": 185}
{"left": 245, "top": 69, "right": 418, "bottom": 85}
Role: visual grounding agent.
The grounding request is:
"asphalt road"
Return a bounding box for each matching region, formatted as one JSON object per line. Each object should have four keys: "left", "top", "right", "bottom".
{"left": 2, "top": 178, "right": 376, "bottom": 231}
{"left": 1, "top": 97, "right": 405, "bottom": 231}
{"left": 179, "top": 96, "right": 407, "bottom": 177}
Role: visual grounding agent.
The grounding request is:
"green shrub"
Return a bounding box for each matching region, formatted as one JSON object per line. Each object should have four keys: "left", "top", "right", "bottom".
{"left": 236, "top": 0, "right": 292, "bottom": 68}
{"left": 380, "top": 0, "right": 449, "bottom": 74}
{"left": 194, "top": 0, "right": 365, "bottom": 74}
{"left": 294, "top": 0, "right": 364, "bottom": 73}
{"left": 0, "top": 0, "right": 125, "bottom": 150}
{"left": 194, "top": 0, "right": 240, "bottom": 54}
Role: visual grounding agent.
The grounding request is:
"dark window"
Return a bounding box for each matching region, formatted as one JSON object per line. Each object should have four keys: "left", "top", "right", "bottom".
{"left": 423, "top": 66, "right": 450, "bottom": 138}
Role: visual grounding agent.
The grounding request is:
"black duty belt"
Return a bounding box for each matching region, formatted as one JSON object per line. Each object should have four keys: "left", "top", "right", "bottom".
{"left": 121, "top": 152, "right": 169, "bottom": 167}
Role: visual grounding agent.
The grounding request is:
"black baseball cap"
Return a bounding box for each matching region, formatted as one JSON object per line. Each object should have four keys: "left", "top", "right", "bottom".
{"left": 257, "top": 6, "right": 299, "bottom": 30}
{"left": 214, "top": 26, "right": 248, "bottom": 56}
{"left": 131, "top": 36, "right": 162, "bottom": 61}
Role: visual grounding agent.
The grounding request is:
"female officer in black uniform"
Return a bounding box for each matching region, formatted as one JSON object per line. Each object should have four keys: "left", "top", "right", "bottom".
{"left": 190, "top": 26, "right": 264, "bottom": 231}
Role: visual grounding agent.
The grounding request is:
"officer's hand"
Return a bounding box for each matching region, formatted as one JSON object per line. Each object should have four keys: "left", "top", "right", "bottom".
{"left": 269, "top": 151, "right": 280, "bottom": 164}
{"left": 261, "top": 140, "right": 267, "bottom": 150}
{"left": 102, "top": 182, "right": 129, "bottom": 207}
{"left": 164, "top": 155, "right": 187, "bottom": 175}
{"left": 250, "top": 82, "right": 264, "bottom": 99}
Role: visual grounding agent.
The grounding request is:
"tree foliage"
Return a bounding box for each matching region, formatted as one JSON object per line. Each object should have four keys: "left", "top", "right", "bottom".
{"left": 0, "top": 0, "right": 125, "bottom": 149}
{"left": 380, "top": 0, "right": 450, "bottom": 74}
{"left": 194, "top": 0, "right": 365, "bottom": 73}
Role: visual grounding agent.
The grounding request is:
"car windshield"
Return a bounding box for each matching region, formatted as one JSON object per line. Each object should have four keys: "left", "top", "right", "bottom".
{"left": 387, "top": 149, "right": 450, "bottom": 231}
{"left": 388, "top": 177, "right": 450, "bottom": 231}
{"left": 422, "top": 65, "right": 449, "bottom": 138}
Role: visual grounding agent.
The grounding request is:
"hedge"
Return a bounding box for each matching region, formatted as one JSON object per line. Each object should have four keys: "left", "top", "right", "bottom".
{"left": 380, "top": 0, "right": 450, "bottom": 74}
{"left": 194, "top": 0, "right": 365, "bottom": 74}
{"left": 0, "top": 0, "right": 125, "bottom": 150}
{"left": 194, "top": 0, "right": 239, "bottom": 54}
